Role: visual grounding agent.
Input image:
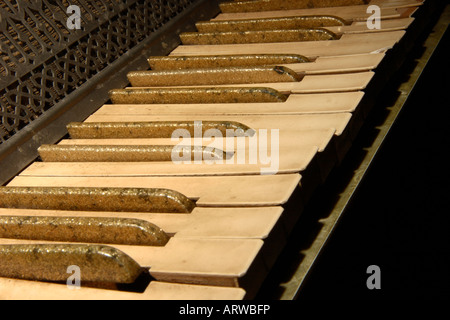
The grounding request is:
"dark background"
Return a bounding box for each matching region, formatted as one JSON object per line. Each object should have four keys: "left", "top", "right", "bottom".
{"left": 296, "top": 20, "right": 450, "bottom": 300}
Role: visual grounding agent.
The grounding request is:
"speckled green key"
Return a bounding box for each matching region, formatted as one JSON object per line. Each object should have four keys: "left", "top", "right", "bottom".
{"left": 127, "top": 66, "right": 303, "bottom": 87}
{"left": 179, "top": 29, "right": 338, "bottom": 45}
{"left": 195, "top": 16, "right": 349, "bottom": 33}
{"left": 0, "top": 216, "right": 170, "bottom": 246}
{"left": 148, "top": 54, "right": 310, "bottom": 70}
{"left": 38, "top": 145, "right": 231, "bottom": 162}
{"left": 219, "top": 0, "right": 369, "bottom": 13}
{"left": 67, "top": 121, "right": 255, "bottom": 139}
{"left": 0, "top": 244, "right": 144, "bottom": 283}
{"left": 0, "top": 187, "right": 196, "bottom": 213}
{"left": 109, "top": 87, "right": 288, "bottom": 104}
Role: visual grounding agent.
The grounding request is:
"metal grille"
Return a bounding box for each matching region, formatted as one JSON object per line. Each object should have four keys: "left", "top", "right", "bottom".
{"left": 0, "top": 0, "right": 198, "bottom": 143}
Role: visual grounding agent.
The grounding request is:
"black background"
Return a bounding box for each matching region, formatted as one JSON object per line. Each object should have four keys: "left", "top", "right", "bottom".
{"left": 296, "top": 22, "right": 450, "bottom": 300}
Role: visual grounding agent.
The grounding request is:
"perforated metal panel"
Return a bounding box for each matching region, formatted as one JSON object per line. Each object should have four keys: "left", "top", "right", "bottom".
{"left": 0, "top": 0, "right": 205, "bottom": 143}
{"left": 0, "top": 0, "right": 220, "bottom": 185}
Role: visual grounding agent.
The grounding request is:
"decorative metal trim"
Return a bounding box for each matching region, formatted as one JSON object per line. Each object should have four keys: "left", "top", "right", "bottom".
{"left": 0, "top": 0, "right": 221, "bottom": 184}
{"left": 0, "top": 0, "right": 213, "bottom": 143}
